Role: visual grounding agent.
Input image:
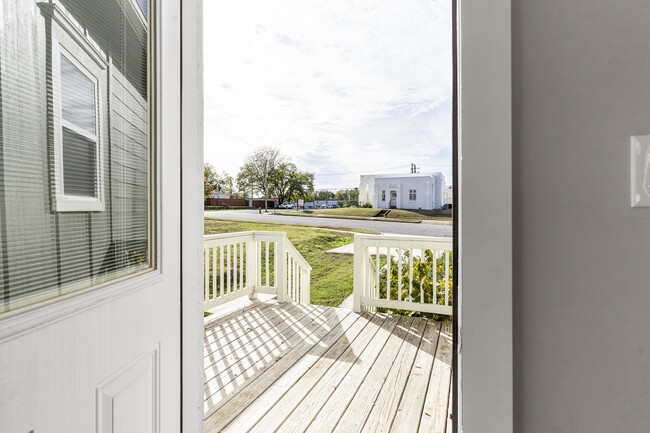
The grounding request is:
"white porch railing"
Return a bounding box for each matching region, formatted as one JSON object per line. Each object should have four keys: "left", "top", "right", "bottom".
{"left": 353, "top": 234, "right": 452, "bottom": 316}
{"left": 203, "top": 231, "right": 311, "bottom": 310}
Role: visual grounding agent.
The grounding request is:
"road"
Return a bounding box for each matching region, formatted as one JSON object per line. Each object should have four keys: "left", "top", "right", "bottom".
{"left": 204, "top": 210, "right": 453, "bottom": 237}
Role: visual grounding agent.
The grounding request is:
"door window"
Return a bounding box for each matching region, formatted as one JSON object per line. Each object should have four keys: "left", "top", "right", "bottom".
{"left": 0, "top": 0, "right": 153, "bottom": 315}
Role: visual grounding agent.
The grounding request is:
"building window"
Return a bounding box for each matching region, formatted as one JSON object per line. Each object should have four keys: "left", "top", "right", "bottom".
{"left": 54, "top": 48, "right": 103, "bottom": 211}
{"left": 409, "top": 189, "right": 417, "bottom": 201}
{"left": 381, "top": 190, "right": 386, "bottom": 201}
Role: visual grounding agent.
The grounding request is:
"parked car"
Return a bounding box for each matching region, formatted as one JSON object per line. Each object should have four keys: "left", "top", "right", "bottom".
{"left": 278, "top": 202, "right": 295, "bottom": 209}
{"left": 319, "top": 203, "right": 340, "bottom": 209}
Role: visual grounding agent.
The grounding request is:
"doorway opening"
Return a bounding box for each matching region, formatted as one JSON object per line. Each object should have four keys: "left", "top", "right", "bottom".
{"left": 201, "top": 1, "right": 456, "bottom": 431}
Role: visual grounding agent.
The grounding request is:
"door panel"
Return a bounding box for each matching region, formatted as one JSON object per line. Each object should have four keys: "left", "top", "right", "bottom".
{"left": 0, "top": 0, "right": 183, "bottom": 431}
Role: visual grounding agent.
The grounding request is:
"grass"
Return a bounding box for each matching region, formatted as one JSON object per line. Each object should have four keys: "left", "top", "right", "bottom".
{"left": 205, "top": 218, "right": 378, "bottom": 307}
{"left": 276, "top": 207, "right": 452, "bottom": 222}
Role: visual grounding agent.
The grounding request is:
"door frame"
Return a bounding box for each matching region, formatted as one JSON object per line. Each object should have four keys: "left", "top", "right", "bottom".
{"left": 177, "top": 0, "right": 514, "bottom": 430}
{"left": 180, "top": 0, "right": 205, "bottom": 432}
{"left": 456, "top": 0, "right": 513, "bottom": 432}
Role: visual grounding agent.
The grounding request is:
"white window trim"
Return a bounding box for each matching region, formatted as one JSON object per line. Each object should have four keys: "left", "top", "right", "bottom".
{"left": 51, "top": 33, "right": 106, "bottom": 212}
{"left": 381, "top": 190, "right": 385, "bottom": 201}
{"left": 409, "top": 189, "right": 416, "bottom": 201}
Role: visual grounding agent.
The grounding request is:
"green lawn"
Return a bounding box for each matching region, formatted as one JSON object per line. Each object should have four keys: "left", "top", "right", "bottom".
{"left": 205, "top": 218, "right": 378, "bottom": 307}
{"left": 276, "top": 207, "right": 452, "bottom": 222}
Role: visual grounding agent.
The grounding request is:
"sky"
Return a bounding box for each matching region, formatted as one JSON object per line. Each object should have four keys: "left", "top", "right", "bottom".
{"left": 203, "top": 0, "right": 452, "bottom": 190}
{"left": 137, "top": 0, "right": 147, "bottom": 15}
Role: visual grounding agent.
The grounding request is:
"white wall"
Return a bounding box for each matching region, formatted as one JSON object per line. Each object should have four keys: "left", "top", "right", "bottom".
{"left": 513, "top": 1, "right": 650, "bottom": 431}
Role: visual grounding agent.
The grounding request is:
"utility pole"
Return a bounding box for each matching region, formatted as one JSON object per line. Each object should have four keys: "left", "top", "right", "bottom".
{"left": 263, "top": 160, "right": 268, "bottom": 213}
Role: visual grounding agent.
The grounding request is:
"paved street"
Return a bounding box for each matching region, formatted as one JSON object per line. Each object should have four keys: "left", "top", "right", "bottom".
{"left": 204, "top": 210, "right": 452, "bottom": 237}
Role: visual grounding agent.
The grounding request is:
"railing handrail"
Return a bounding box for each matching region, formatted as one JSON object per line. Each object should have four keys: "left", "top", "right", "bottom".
{"left": 286, "top": 240, "right": 312, "bottom": 271}
{"left": 355, "top": 233, "right": 452, "bottom": 249}
{"left": 204, "top": 231, "right": 287, "bottom": 242}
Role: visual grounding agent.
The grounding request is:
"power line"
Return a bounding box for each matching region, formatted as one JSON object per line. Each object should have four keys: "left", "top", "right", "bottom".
{"left": 315, "top": 163, "right": 451, "bottom": 177}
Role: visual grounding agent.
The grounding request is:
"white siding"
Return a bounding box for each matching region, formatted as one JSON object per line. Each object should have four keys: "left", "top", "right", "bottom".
{"left": 358, "top": 173, "right": 445, "bottom": 210}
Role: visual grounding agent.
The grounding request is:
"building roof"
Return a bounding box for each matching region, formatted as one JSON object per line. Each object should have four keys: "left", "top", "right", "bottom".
{"left": 360, "top": 172, "right": 443, "bottom": 179}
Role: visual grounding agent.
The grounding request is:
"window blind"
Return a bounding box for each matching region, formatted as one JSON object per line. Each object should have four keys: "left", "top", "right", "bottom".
{"left": 0, "top": 0, "right": 153, "bottom": 315}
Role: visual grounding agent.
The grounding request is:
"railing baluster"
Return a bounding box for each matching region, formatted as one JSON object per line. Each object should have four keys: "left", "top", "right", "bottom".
{"left": 265, "top": 241, "right": 270, "bottom": 287}
{"left": 239, "top": 242, "right": 244, "bottom": 290}
{"left": 232, "top": 243, "right": 236, "bottom": 292}
{"left": 375, "top": 248, "right": 380, "bottom": 301}
{"left": 257, "top": 241, "right": 262, "bottom": 288}
{"left": 219, "top": 246, "right": 224, "bottom": 298}
{"left": 445, "top": 251, "right": 450, "bottom": 307}
{"left": 226, "top": 244, "right": 231, "bottom": 295}
{"left": 408, "top": 249, "right": 413, "bottom": 302}
{"left": 212, "top": 246, "right": 217, "bottom": 301}
{"left": 421, "top": 251, "right": 425, "bottom": 304}
{"left": 293, "top": 259, "right": 297, "bottom": 301}
{"left": 204, "top": 247, "right": 208, "bottom": 302}
{"left": 432, "top": 249, "right": 437, "bottom": 305}
{"left": 398, "top": 248, "right": 402, "bottom": 302}
{"left": 387, "top": 247, "right": 391, "bottom": 300}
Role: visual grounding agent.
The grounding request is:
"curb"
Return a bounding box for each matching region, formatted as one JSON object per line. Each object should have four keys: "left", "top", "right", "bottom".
{"left": 273, "top": 212, "right": 425, "bottom": 224}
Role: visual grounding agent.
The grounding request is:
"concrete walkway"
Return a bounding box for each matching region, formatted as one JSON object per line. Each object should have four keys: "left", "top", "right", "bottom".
{"left": 338, "top": 293, "right": 354, "bottom": 309}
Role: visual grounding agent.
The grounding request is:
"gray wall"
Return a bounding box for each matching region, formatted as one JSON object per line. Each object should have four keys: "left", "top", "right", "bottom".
{"left": 513, "top": 1, "right": 650, "bottom": 431}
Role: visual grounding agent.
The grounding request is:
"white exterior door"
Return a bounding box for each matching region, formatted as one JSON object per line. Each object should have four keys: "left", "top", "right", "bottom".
{"left": 390, "top": 190, "right": 397, "bottom": 208}
{"left": 0, "top": 0, "right": 197, "bottom": 431}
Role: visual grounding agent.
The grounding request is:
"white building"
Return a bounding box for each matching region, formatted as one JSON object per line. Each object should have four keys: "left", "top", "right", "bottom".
{"left": 444, "top": 185, "right": 453, "bottom": 206}
{"left": 208, "top": 191, "right": 230, "bottom": 199}
{"left": 359, "top": 173, "right": 446, "bottom": 210}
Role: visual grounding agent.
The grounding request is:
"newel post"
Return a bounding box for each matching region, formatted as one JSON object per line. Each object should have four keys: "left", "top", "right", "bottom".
{"left": 246, "top": 235, "right": 258, "bottom": 300}
{"left": 353, "top": 234, "right": 364, "bottom": 312}
{"left": 276, "top": 234, "right": 287, "bottom": 302}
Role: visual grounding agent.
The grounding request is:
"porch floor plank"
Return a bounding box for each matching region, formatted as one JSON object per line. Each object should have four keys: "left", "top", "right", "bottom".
{"left": 330, "top": 316, "right": 416, "bottom": 433}
{"left": 204, "top": 304, "right": 332, "bottom": 416}
{"left": 204, "top": 303, "right": 316, "bottom": 373}
{"left": 390, "top": 320, "right": 442, "bottom": 432}
{"left": 209, "top": 309, "right": 358, "bottom": 433}
{"left": 204, "top": 302, "right": 452, "bottom": 433}
{"left": 419, "top": 321, "right": 453, "bottom": 433}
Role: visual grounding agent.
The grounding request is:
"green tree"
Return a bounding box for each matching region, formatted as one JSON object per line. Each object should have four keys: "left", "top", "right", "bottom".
{"left": 270, "top": 163, "right": 315, "bottom": 204}
{"left": 334, "top": 188, "right": 359, "bottom": 206}
{"left": 236, "top": 147, "right": 314, "bottom": 205}
{"left": 204, "top": 163, "right": 234, "bottom": 198}
{"left": 236, "top": 147, "right": 286, "bottom": 199}
{"left": 314, "top": 190, "right": 335, "bottom": 200}
{"left": 204, "top": 163, "right": 218, "bottom": 199}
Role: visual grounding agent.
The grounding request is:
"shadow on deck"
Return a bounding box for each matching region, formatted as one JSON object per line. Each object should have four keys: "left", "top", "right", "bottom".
{"left": 203, "top": 299, "right": 452, "bottom": 433}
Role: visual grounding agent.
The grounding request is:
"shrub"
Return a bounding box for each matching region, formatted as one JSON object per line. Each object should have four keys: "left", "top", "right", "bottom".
{"left": 361, "top": 201, "right": 373, "bottom": 208}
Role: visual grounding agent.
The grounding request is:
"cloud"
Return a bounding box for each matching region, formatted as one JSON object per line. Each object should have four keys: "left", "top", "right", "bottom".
{"left": 204, "top": 0, "right": 453, "bottom": 189}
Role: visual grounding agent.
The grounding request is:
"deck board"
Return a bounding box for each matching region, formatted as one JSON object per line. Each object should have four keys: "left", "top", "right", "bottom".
{"left": 331, "top": 316, "right": 415, "bottom": 433}
{"left": 204, "top": 305, "right": 332, "bottom": 416}
{"left": 204, "top": 302, "right": 452, "bottom": 433}
{"left": 391, "top": 321, "right": 441, "bottom": 432}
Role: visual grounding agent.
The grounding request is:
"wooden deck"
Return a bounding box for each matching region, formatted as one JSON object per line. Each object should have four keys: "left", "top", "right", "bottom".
{"left": 203, "top": 300, "right": 453, "bottom": 433}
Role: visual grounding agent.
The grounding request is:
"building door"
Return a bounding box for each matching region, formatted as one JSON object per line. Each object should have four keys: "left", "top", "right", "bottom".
{"left": 390, "top": 190, "right": 397, "bottom": 208}
{"left": 0, "top": 1, "right": 193, "bottom": 431}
